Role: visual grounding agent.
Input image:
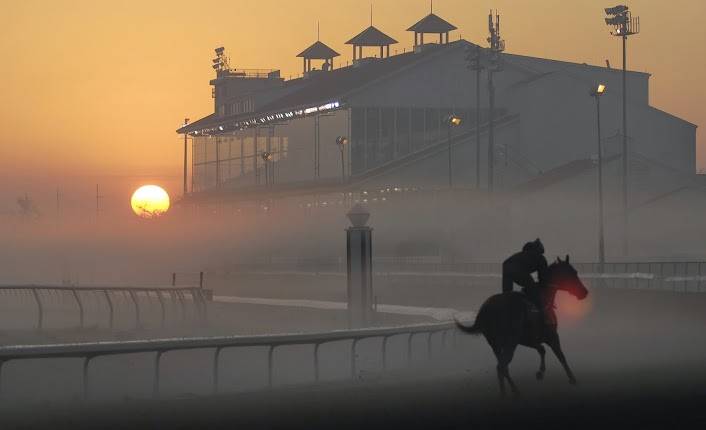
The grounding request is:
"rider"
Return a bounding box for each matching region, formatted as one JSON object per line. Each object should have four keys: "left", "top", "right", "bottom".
{"left": 502, "top": 238, "right": 548, "bottom": 316}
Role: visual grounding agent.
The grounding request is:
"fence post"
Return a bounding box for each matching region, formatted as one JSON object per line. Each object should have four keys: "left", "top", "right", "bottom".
{"left": 103, "top": 290, "right": 114, "bottom": 330}
{"left": 156, "top": 291, "right": 166, "bottom": 328}
{"left": 313, "top": 343, "right": 321, "bottom": 382}
{"left": 72, "top": 289, "right": 85, "bottom": 329}
{"left": 128, "top": 290, "right": 141, "bottom": 328}
{"left": 172, "top": 273, "right": 176, "bottom": 287}
{"left": 350, "top": 339, "right": 359, "bottom": 379}
{"left": 176, "top": 291, "right": 187, "bottom": 321}
{"left": 267, "top": 345, "right": 275, "bottom": 389}
{"left": 199, "top": 272, "right": 204, "bottom": 289}
{"left": 31, "top": 289, "right": 44, "bottom": 330}
{"left": 153, "top": 351, "right": 163, "bottom": 399}
{"left": 426, "top": 332, "right": 433, "bottom": 360}
{"left": 82, "top": 356, "right": 92, "bottom": 401}
{"left": 212, "top": 347, "right": 222, "bottom": 395}
{"left": 0, "top": 360, "right": 5, "bottom": 400}
{"left": 382, "top": 336, "right": 389, "bottom": 371}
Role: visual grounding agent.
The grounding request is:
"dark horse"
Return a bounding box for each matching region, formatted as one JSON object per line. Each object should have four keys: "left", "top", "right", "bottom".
{"left": 455, "top": 255, "right": 588, "bottom": 397}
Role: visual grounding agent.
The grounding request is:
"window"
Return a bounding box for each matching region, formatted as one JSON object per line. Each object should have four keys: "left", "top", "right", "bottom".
{"left": 395, "top": 107, "right": 410, "bottom": 156}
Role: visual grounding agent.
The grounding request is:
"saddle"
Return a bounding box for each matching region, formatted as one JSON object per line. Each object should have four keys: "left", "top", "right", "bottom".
{"left": 522, "top": 295, "right": 557, "bottom": 328}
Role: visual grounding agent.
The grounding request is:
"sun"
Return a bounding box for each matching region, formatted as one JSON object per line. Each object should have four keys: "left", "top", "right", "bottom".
{"left": 131, "top": 185, "right": 170, "bottom": 219}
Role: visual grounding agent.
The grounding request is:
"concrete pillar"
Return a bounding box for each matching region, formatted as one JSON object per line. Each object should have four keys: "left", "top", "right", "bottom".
{"left": 346, "top": 204, "right": 373, "bottom": 328}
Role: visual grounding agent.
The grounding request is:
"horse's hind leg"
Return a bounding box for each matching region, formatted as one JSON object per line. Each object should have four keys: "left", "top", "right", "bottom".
{"left": 499, "top": 344, "right": 520, "bottom": 398}
{"left": 535, "top": 344, "right": 546, "bottom": 380}
{"left": 547, "top": 332, "right": 577, "bottom": 385}
{"left": 489, "top": 342, "right": 506, "bottom": 397}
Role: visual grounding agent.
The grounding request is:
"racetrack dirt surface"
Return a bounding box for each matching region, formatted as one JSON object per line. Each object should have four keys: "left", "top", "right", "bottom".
{"left": 4, "top": 363, "right": 705, "bottom": 430}
{"left": 1, "top": 274, "right": 705, "bottom": 429}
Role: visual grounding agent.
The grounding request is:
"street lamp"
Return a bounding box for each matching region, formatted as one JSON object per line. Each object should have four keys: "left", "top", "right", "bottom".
{"left": 604, "top": 4, "right": 639, "bottom": 256}
{"left": 590, "top": 83, "right": 607, "bottom": 272}
{"left": 445, "top": 114, "right": 463, "bottom": 188}
{"left": 182, "top": 118, "right": 190, "bottom": 196}
{"left": 465, "top": 44, "right": 485, "bottom": 189}
{"left": 261, "top": 151, "right": 273, "bottom": 186}
{"left": 336, "top": 136, "right": 348, "bottom": 183}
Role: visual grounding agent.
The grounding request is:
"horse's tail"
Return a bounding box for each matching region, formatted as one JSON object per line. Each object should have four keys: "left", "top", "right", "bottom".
{"left": 454, "top": 315, "right": 483, "bottom": 335}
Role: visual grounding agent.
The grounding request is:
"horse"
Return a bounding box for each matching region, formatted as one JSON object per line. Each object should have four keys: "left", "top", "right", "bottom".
{"left": 455, "top": 255, "right": 588, "bottom": 397}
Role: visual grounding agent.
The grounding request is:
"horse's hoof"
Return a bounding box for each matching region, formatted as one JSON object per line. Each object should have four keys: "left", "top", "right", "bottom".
{"left": 536, "top": 372, "right": 544, "bottom": 381}
{"left": 569, "top": 377, "right": 578, "bottom": 386}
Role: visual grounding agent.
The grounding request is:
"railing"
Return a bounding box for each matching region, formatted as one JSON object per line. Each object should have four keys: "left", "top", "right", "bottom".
{"left": 0, "top": 285, "right": 208, "bottom": 330}
{"left": 225, "top": 68, "right": 279, "bottom": 79}
{"left": 220, "top": 259, "right": 706, "bottom": 292}
{"left": 0, "top": 322, "right": 456, "bottom": 401}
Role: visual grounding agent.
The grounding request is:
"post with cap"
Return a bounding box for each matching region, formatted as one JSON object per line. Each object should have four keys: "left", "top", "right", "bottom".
{"left": 346, "top": 204, "right": 374, "bottom": 328}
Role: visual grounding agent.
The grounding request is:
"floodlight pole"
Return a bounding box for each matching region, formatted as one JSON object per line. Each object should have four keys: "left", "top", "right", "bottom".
{"left": 183, "top": 118, "right": 189, "bottom": 196}
{"left": 487, "top": 70, "right": 495, "bottom": 192}
{"left": 486, "top": 11, "right": 504, "bottom": 193}
{"left": 605, "top": 5, "right": 639, "bottom": 256}
{"left": 340, "top": 145, "right": 346, "bottom": 183}
{"left": 620, "top": 33, "right": 628, "bottom": 256}
{"left": 475, "top": 64, "right": 482, "bottom": 189}
{"left": 593, "top": 93, "right": 606, "bottom": 270}
{"left": 446, "top": 122, "right": 453, "bottom": 189}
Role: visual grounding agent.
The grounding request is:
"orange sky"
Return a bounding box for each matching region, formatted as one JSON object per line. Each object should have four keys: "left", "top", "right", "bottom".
{"left": 1, "top": 0, "right": 704, "bottom": 186}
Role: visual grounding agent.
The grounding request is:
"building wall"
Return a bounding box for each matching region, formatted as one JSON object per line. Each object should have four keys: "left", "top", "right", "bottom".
{"left": 192, "top": 41, "right": 695, "bottom": 194}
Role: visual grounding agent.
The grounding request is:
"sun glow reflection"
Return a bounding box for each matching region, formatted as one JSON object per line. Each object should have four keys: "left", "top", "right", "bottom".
{"left": 555, "top": 290, "right": 593, "bottom": 326}
{"left": 131, "top": 185, "right": 170, "bottom": 219}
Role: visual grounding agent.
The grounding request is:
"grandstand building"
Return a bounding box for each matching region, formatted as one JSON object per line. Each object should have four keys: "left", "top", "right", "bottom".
{"left": 176, "top": 11, "right": 701, "bottom": 260}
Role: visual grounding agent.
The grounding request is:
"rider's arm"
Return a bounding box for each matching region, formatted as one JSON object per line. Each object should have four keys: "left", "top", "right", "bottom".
{"left": 514, "top": 273, "right": 536, "bottom": 290}
{"left": 537, "top": 256, "right": 549, "bottom": 285}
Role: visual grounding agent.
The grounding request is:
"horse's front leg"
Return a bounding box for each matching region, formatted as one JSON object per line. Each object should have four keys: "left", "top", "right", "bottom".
{"left": 535, "top": 344, "right": 546, "bottom": 380}
{"left": 546, "top": 331, "right": 577, "bottom": 385}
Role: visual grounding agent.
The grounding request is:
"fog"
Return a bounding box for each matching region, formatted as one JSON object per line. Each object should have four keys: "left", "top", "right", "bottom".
{"left": 3, "top": 179, "right": 706, "bottom": 287}
{"left": 1, "top": 179, "right": 705, "bottom": 429}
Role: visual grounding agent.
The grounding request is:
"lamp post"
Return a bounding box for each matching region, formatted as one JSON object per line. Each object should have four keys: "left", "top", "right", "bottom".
{"left": 487, "top": 11, "right": 505, "bottom": 193}
{"left": 183, "top": 118, "right": 189, "bottom": 196}
{"left": 445, "top": 115, "right": 463, "bottom": 188}
{"left": 605, "top": 4, "right": 640, "bottom": 256}
{"left": 336, "top": 136, "right": 349, "bottom": 183}
{"left": 465, "top": 45, "right": 484, "bottom": 189}
{"left": 591, "top": 84, "right": 607, "bottom": 272}
{"left": 261, "top": 151, "right": 273, "bottom": 186}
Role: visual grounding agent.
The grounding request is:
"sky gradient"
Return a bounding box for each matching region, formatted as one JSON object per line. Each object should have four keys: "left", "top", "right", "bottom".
{"left": 1, "top": 0, "right": 703, "bottom": 191}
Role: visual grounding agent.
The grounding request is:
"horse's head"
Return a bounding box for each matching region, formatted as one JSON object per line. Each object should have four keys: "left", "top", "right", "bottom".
{"left": 548, "top": 255, "right": 588, "bottom": 300}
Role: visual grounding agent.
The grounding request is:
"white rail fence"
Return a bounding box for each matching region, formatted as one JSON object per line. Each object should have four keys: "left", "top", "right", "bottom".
{"left": 0, "top": 286, "right": 208, "bottom": 331}
{"left": 0, "top": 322, "right": 457, "bottom": 402}
{"left": 219, "top": 260, "right": 706, "bottom": 292}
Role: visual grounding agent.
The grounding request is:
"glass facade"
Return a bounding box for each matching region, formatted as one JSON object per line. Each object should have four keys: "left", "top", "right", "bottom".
{"left": 192, "top": 109, "right": 348, "bottom": 192}
{"left": 191, "top": 106, "right": 499, "bottom": 191}
{"left": 192, "top": 133, "right": 289, "bottom": 191}
{"left": 351, "top": 106, "right": 478, "bottom": 174}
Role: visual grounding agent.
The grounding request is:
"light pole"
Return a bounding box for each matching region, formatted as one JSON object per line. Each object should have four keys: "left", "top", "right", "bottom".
{"left": 487, "top": 11, "right": 505, "bottom": 193}
{"left": 591, "top": 84, "right": 607, "bottom": 271}
{"left": 605, "top": 4, "right": 640, "bottom": 255}
{"left": 336, "top": 136, "right": 349, "bottom": 183}
{"left": 465, "top": 44, "right": 484, "bottom": 189}
{"left": 261, "top": 151, "right": 273, "bottom": 186}
{"left": 183, "top": 118, "right": 189, "bottom": 196}
{"left": 445, "top": 114, "right": 463, "bottom": 188}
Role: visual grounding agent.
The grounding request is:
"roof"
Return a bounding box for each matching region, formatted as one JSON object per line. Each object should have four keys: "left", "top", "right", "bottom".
{"left": 346, "top": 26, "right": 398, "bottom": 46}
{"left": 297, "top": 41, "right": 340, "bottom": 59}
{"left": 407, "top": 13, "right": 457, "bottom": 33}
{"left": 178, "top": 42, "right": 453, "bottom": 134}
